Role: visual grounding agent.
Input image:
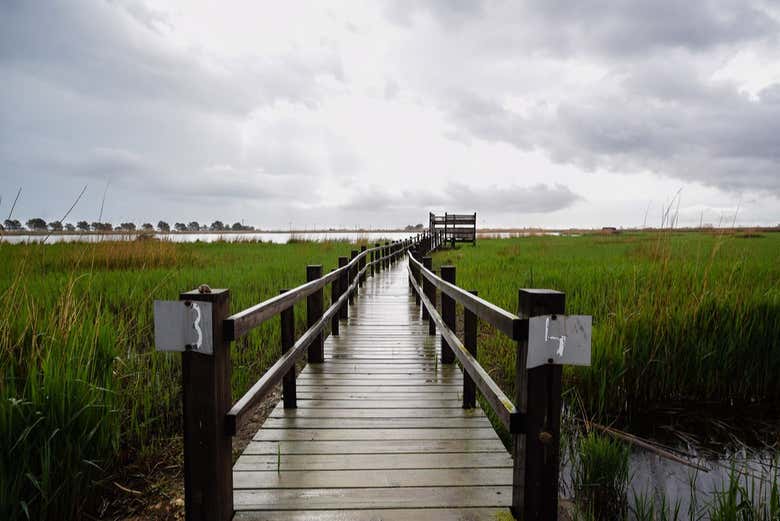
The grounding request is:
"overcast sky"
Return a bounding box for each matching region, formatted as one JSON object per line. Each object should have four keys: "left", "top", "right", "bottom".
{"left": 2, "top": 1, "right": 779, "bottom": 229}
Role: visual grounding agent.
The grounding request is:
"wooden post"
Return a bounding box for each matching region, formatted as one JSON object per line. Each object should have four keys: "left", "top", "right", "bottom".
{"left": 384, "top": 241, "right": 390, "bottom": 269}
{"left": 338, "top": 256, "right": 348, "bottom": 320}
{"left": 349, "top": 250, "right": 358, "bottom": 304}
{"left": 370, "top": 246, "right": 376, "bottom": 276}
{"left": 463, "top": 290, "right": 478, "bottom": 408}
{"left": 280, "top": 289, "right": 297, "bottom": 407}
{"left": 440, "top": 265, "right": 456, "bottom": 364}
{"left": 360, "top": 245, "right": 367, "bottom": 285}
{"left": 375, "top": 243, "right": 381, "bottom": 272}
{"left": 330, "top": 269, "right": 341, "bottom": 336}
{"left": 513, "top": 289, "right": 566, "bottom": 521}
{"left": 421, "top": 257, "right": 432, "bottom": 321}
{"left": 306, "top": 265, "right": 324, "bottom": 363}
{"left": 179, "top": 287, "right": 232, "bottom": 521}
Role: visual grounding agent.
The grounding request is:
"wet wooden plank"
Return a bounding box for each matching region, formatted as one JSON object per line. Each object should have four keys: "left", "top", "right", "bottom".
{"left": 262, "top": 416, "right": 493, "bottom": 429}
{"left": 234, "top": 507, "right": 507, "bottom": 521}
{"left": 232, "top": 257, "right": 512, "bottom": 517}
{"left": 253, "top": 428, "right": 500, "bottom": 442}
{"left": 243, "top": 438, "right": 507, "bottom": 455}
{"left": 234, "top": 486, "right": 512, "bottom": 510}
{"left": 268, "top": 406, "right": 486, "bottom": 419}
{"left": 233, "top": 468, "right": 513, "bottom": 489}
{"left": 234, "top": 452, "right": 512, "bottom": 471}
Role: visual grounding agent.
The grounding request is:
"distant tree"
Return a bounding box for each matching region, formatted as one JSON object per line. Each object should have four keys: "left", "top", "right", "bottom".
{"left": 76, "top": 220, "right": 90, "bottom": 231}
{"left": 48, "top": 220, "right": 63, "bottom": 231}
{"left": 141, "top": 223, "right": 154, "bottom": 231}
{"left": 4, "top": 219, "right": 22, "bottom": 231}
{"left": 120, "top": 222, "right": 136, "bottom": 231}
{"left": 174, "top": 222, "right": 187, "bottom": 232}
{"left": 200, "top": 224, "right": 209, "bottom": 231}
{"left": 157, "top": 220, "right": 170, "bottom": 232}
{"left": 0, "top": 222, "right": 4, "bottom": 231}
{"left": 187, "top": 221, "right": 200, "bottom": 232}
{"left": 64, "top": 223, "right": 76, "bottom": 232}
{"left": 26, "top": 218, "right": 47, "bottom": 231}
{"left": 210, "top": 220, "right": 225, "bottom": 231}
{"left": 232, "top": 222, "right": 242, "bottom": 231}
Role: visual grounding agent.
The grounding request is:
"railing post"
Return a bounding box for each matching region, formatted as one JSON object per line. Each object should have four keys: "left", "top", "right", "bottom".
{"left": 370, "top": 246, "right": 376, "bottom": 276}
{"left": 179, "top": 287, "right": 232, "bottom": 521}
{"left": 338, "top": 257, "right": 348, "bottom": 320}
{"left": 306, "top": 265, "right": 324, "bottom": 363}
{"left": 421, "top": 257, "right": 432, "bottom": 321}
{"left": 463, "top": 290, "right": 478, "bottom": 408}
{"left": 360, "top": 245, "right": 367, "bottom": 285}
{"left": 375, "top": 243, "right": 381, "bottom": 272}
{"left": 330, "top": 270, "right": 341, "bottom": 336}
{"left": 513, "top": 289, "right": 566, "bottom": 520}
{"left": 384, "top": 241, "right": 390, "bottom": 269}
{"left": 440, "top": 265, "right": 456, "bottom": 364}
{"left": 280, "top": 289, "right": 297, "bottom": 407}
{"left": 349, "top": 250, "right": 358, "bottom": 304}
{"left": 422, "top": 258, "right": 436, "bottom": 336}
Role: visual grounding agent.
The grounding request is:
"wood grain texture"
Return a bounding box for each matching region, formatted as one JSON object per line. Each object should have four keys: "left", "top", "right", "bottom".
{"left": 232, "top": 259, "right": 512, "bottom": 518}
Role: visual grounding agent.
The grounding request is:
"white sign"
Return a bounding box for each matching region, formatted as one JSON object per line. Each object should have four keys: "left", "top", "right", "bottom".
{"left": 154, "top": 300, "right": 213, "bottom": 354}
{"left": 527, "top": 315, "right": 591, "bottom": 369}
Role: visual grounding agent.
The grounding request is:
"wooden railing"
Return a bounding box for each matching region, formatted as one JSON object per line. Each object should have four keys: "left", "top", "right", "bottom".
{"left": 407, "top": 250, "right": 566, "bottom": 521}
{"left": 174, "top": 233, "right": 428, "bottom": 521}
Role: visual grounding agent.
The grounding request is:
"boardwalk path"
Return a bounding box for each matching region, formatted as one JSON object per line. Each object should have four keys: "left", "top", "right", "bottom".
{"left": 233, "top": 257, "right": 513, "bottom": 520}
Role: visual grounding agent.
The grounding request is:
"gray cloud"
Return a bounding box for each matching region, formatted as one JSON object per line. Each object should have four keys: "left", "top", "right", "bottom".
{"left": 340, "top": 183, "right": 581, "bottom": 215}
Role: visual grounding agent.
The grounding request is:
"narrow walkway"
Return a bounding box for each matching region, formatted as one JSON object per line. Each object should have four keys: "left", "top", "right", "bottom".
{"left": 233, "top": 258, "right": 512, "bottom": 520}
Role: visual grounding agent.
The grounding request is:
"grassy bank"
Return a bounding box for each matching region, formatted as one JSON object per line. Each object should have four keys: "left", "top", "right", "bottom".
{"left": 0, "top": 239, "right": 361, "bottom": 520}
{"left": 431, "top": 232, "right": 780, "bottom": 421}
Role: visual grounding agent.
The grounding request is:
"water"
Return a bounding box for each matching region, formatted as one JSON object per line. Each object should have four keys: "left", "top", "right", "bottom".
{"left": 0, "top": 231, "right": 415, "bottom": 244}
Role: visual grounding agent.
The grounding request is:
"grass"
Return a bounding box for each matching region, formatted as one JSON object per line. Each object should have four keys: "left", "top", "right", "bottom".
{"left": 431, "top": 231, "right": 780, "bottom": 421}
{"left": 572, "top": 431, "right": 630, "bottom": 520}
{"left": 0, "top": 238, "right": 364, "bottom": 520}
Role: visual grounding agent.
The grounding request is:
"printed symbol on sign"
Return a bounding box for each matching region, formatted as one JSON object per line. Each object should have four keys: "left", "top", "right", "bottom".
{"left": 192, "top": 303, "right": 203, "bottom": 349}
{"left": 545, "top": 316, "right": 567, "bottom": 357}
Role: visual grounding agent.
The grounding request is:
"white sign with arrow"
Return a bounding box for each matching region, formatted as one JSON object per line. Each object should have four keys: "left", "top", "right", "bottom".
{"left": 527, "top": 315, "right": 592, "bottom": 369}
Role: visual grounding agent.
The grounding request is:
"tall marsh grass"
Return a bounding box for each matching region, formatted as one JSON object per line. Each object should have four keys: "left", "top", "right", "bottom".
{"left": 432, "top": 232, "right": 780, "bottom": 420}
{"left": 0, "top": 239, "right": 358, "bottom": 519}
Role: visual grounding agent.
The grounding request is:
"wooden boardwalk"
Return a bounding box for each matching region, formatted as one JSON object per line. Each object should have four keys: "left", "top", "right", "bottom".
{"left": 233, "top": 256, "right": 513, "bottom": 520}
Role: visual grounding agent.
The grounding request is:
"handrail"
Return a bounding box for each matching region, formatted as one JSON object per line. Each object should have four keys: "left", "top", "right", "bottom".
{"left": 226, "top": 242, "right": 401, "bottom": 340}
{"left": 225, "top": 237, "right": 419, "bottom": 434}
{"left": 408, "top": 252, "right": 525, "bottom": 340}
{"left": 407, "top": 263, "right": 521, "bottom": 433}
{"left": 226, "top": 261, "right": 370, "bottom": 435}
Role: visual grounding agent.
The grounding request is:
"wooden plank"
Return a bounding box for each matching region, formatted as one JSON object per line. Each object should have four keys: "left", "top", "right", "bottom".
{"left": 234, "top": 486, "right": 512, "bottom": 510}
{"left": 231, "top": 254, "right": 513, "bottom": 519}
{"left": 234, "top": 507, "right": 508, "bottom": 521}
{"left": 262, "top": 417, "right": 493, "bottom": 429}
{"left": 243, "top": 439, "right": 507, "bottom": 455}
{"left": 268, "top": 407, "right": 486, "bottom": 419}
{"left": 292, "top": 399, "right": 464, "bottom": 408}
{"left": 254, "top": 428, "right": 499, "bottom": 442}
{"left": 234, "top": 452, "right": 512, "bottom": 471}
{"left": 233, "top": 468, "right": 513, "bottom": 488}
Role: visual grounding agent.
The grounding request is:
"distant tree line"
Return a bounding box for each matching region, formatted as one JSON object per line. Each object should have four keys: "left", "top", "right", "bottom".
{"left": 1, "top": 219, "right": 255, "bottom": 233}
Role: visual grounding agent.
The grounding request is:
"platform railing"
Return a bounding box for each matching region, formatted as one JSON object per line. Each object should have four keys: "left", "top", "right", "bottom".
{"left": 407, "top": 251, "right": 566, "bottom": 521}
{"left": 172, "top": 234, "right": 424, "bottom": 521}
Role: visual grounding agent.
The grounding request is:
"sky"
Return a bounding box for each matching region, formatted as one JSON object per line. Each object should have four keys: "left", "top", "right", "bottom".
{"left": 1, "top": 0, "right": 779, "bottom": 229}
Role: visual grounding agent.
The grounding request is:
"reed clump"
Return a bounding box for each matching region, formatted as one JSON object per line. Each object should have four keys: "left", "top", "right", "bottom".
{"left": 432, "top": 232, "right": 780, "bottom": 420}
{"left": 0, "top": 239, "right": 358, "bottom": 520}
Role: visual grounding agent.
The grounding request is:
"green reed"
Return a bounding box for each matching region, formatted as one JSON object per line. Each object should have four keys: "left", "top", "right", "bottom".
{"left": 431, "top": 232, "right": 780, "bottom": 420}
{"left": 0, "top": 239, "right": 360, "bottom": 520}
